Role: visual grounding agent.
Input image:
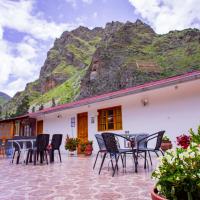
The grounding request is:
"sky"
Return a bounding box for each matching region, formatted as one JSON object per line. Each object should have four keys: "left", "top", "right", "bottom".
{"left": 0, "top": 0, "right": 200, "bottom": 97}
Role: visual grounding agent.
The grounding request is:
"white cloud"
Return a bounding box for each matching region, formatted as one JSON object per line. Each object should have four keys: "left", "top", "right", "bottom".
{"left": 129, "top": 0, "right": 200, "bottom": 34}
{"left": 82, "top": 0, "right": 93, "bottom": 4}
{"left": 0, "top": 0, "right": 76, "bottom": 40}
{"left": 93, "top": 12, "right": 98, "bottom": 19}
{"left": 76, "top": 16, "right": 88, "bottom": 24}
{"left": 0, "top": 0, "right": 80, "bottom": 97}
{"left": 66, "top": 0, "right": 93, "bottom": 8}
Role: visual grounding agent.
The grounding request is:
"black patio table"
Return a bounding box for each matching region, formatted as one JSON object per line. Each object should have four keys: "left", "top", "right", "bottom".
{"left": 114, "top": 133, "right": 149, "bottom": 172}
{"left": 9, "top": 137, "right": 36, "bottom": 164}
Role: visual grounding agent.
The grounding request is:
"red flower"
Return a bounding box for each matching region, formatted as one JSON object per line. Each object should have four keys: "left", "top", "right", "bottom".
{"left": 176, "top": 134, "right": 191, "bottom": 149}
{"left": 47, "top": 144, "right": 52, "bottom": 150}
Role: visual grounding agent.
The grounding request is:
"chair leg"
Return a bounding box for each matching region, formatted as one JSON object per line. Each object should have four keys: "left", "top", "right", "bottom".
{"left": 120, "top": 154, "right": 125, "bottom": 168}
{"left": 40, "top": 152, "right": 43, "bottom": 164}
{"left": 110, "top": 154, "right": 115, "bottom": 171}
{"left": 114, "top": 154, "right": 119, "bottom": 171}
{"left": 93, "top": 151, "right": 100, "bottom": 169}
{"left": 148, "top": 151, "right": 152, "bottom": 165}
{"left": 16, "top": 152, "right": 20, "bottom": 164}
{"left": 26, "top": 151, "right": 30, "bottom": 165}
{"left": 124, "top": 153, "right": 127, "bottom": 168}
{"left": 12, "top": 150, "right": 16, "bottom": 164}
{"left": 155, "top": 151, "right": 159, "bottom": 157}
{"left": 58, "top": 149, "right": 62, "bottom": 162}
{"left": 99, "top": 153, "right": 106, "bottom": 175}
{"left": 34, "top": 151, "right": 37, "bottom": 165}
{"left": 45, "top": 151, "right": 48, "bottom": 165}
{"left": 135, "top": 151, "right": 138, "bottom": 173}
{"left": 144, "top": 151, "right": 147, "bottom": 169}
{"left": 160, "top": 150, "right": 164, "bottom": 156}
{"left": 29, "top": 151, "right": 33, "bottom": 163}
{"left": 112, "top": 154, "right": 120, "bottom": 177}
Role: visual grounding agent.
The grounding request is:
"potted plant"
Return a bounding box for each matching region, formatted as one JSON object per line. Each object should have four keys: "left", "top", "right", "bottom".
{"left": 84, "top": 140, "right": 93, "bottom": 156}
{"left": 161, "top": 135, "right": 172, "bottom": 151}
{"left": 151, "top": 127, "right": 200, "bottom": 200}
{"left": 80, "top": 141, "right": 87, "bottom": 153}
{"left": 65, "top": 135, "right": 79, "bottom": 154}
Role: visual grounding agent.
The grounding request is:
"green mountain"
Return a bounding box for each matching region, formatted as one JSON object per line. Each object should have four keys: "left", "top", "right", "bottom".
{"left": 0, "top": 92, "right": 11, "bottom": 106}
{"left": 2, "top": 19, "right": 200, "bottom": 118}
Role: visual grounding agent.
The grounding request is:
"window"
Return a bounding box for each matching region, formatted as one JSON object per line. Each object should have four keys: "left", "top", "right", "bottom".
{"left": 98, "top": 106, "right": 122, "bottom": 131}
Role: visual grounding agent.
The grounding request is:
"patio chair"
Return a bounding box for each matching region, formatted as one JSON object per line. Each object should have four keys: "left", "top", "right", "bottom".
{"left": 11, "top": 136, "right": 24, "bottom": 164}
{"left": 26, "top": 134, "right": 49, "bottom": 165}
{"left": 50, "top": 134, "right": 63, "bottom": 162}
{"left": 135, "top": 131, "right": 165, "bottom": 170}
{"left": 101, "top": 132, "right": 136, "bottom": 177}
{"left": 93, "top": 134, "right": 107, "bottom": 169}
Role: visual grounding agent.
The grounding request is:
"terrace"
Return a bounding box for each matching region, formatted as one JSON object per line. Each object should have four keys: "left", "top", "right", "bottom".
{"left": 0, "top": 154, "right": 155, "bottom": 200}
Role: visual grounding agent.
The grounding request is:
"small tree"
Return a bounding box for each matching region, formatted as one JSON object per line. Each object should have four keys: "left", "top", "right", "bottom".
{"left": 39, "top": 104, "right": 44, "bottom": 110}
{"left": 0, "top": 105, "right": 2, "bottom": 119}
{"left": 52, "top": 98, "right": 56, "bottom": 107}
{"left": 32, "top": 106, "right": 35, "bottom": 113}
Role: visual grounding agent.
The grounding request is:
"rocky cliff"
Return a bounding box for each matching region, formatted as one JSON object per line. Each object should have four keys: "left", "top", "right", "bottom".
{"left": 2, "top": 19, "right": 200, "bottom": 118}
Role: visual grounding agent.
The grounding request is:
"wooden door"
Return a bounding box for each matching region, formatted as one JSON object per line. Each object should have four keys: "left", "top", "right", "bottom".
{"left": 37, "top": 120, "right": 43, "bottom": 134}
{"left": 77, "top": 112, "right": 88, "bottom": 153}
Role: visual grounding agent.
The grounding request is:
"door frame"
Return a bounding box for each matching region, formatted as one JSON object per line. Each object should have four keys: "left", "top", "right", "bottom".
{"left": 77, "top": 112, "right": 88, "bottom": 153}
{"left": 37, "top": 120, "right": 43, "bottom": 135}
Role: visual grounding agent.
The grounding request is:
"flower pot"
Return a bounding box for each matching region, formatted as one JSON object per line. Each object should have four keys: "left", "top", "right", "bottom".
{"left": 151, "top": 188, "right": 167, "bottom": 200}
{"left": 69, "top": 149, "right": 76, "bottom": 156}
{"left": 85, "top": 144, "right": 93, "bottom": 156}
{"left": 161, "top": 141, "right": 172, "bottom": 151}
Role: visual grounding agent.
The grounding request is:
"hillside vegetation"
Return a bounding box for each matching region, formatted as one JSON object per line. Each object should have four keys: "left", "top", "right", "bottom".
{"left": 1, "top": 20, "right": 200, "bottom": 118}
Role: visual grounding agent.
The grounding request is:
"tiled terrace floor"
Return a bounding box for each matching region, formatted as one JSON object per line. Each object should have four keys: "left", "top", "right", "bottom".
{"left": 0, "top": 153, "right": 156, "bottom": 200}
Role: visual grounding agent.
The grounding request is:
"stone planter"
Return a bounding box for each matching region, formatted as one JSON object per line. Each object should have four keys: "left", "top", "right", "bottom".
{"left": 161, "top": 140, "right": 172, "bottom": 151}
{"left": 151, "top": 188, "right": 167, "bottom": 200}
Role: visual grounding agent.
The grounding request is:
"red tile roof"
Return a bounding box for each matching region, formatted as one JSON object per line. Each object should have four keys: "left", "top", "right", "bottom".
{"left": 29, "top": 70, "right": 200, "bottom": 117}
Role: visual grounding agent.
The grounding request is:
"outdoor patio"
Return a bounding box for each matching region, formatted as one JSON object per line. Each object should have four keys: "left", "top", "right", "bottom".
{"left": 0, "top": 154, "right": 155, "bottom": 200}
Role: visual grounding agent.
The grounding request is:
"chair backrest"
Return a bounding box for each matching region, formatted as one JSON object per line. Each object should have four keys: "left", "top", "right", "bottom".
{"left": 12, "top": 136, "right": 24, "bottom": 151}
{"left": 25, "top": 136, "right": 37, "bottom": 149}
{"left": 36, "top": 134, "right": 49, "bottom": 151}
{"left": 95, "top": 134, "right": 106, "bottom": 151}
{"left": 134, "top": 134, "right": 149, "bottom": 148}
{"left": 43, "top": 134, "right": 50, "bottom": 148}
{"left": 154, "top": 131, "right": 165, "bottom": 150}
{"left": 101, "top": 132, "right": 119, "bottom": 154}
{"left": 51, "top": 134, "right": 63, "bottom": 149}
{"left": 141, "top": 131, "right": 165, "bottom": 150}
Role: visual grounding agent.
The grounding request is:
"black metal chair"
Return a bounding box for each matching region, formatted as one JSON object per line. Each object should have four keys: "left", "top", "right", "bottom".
{"left": 135, "top": 131, "right": 165, "bottom": 170}
{"left": 100, "top": 132, "right": 136, "bottom": 177}
{"left": 93, "top": 134, "right": 107, "bottom": 169}
{"left": 11, "top": 136, "right": 23, "bottom": 164}
{"left": 26, "top": 134, "right": 49, "bottom": 165}
{"left": 50, "top": 134, "right": 63, "bottom": 162}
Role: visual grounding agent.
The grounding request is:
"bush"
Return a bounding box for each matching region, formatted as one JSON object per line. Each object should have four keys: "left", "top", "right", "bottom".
{"left": 152, "top": 127, "right": 200, "bottom": 200}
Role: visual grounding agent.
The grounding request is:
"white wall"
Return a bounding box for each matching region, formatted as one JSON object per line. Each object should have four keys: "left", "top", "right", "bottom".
{"left": 38, "top": 79, "right": 200, "bottom": 153}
